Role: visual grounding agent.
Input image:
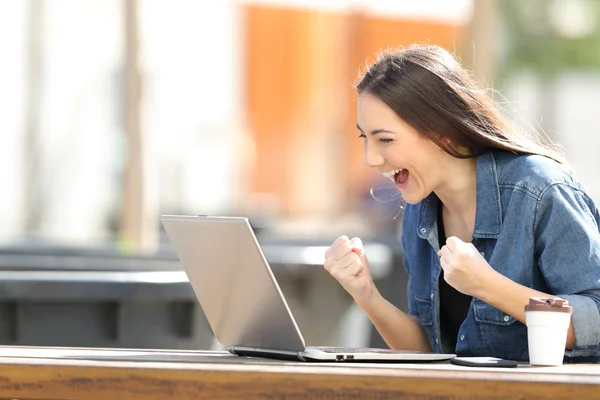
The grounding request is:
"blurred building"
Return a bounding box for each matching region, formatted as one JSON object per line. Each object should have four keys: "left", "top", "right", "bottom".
{"left": 244, "top": 0, "right": 471, "bottom": 222}
{"left": 0, "top": 0, "right": 473, "bottom": 249}
{"left": 3, "top": 0, "right": 600, "bottom": 251}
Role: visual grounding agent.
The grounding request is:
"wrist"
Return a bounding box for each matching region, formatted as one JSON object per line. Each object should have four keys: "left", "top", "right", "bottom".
{"left": 354, "top": 285, "right": 384, "bottom": 313}
{"left": 474, "top": 267, "right": 503, "bottom": 303}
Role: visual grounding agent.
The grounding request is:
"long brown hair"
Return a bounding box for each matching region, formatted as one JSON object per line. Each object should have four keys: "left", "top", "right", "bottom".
{"left": 355, "top": 44, "right": 564, "bottom": 163}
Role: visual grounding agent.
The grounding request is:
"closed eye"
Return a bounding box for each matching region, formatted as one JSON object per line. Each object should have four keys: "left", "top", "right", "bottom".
{"left": 358, "top": 134, "right": 392, "bottom": 144}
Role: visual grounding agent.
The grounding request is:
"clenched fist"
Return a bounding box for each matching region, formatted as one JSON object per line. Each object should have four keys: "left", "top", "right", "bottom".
{"left": 438, "top": 236, "right": 496, "bottom": 297}
{"left": 324, "top": 235, "right": 377, "bottom": 302}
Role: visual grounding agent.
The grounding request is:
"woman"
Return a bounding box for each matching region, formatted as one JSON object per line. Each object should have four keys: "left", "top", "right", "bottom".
{"left": 324, "top": 44, "right": 600, "bottom": 361}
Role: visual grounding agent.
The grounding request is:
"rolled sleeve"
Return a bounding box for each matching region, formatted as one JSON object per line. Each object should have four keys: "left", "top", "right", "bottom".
{"left": 561, "top": 294, "right": 600, "bottom": 357}
{"left": 535, "top": 183, "right": 600, "bottom": 358}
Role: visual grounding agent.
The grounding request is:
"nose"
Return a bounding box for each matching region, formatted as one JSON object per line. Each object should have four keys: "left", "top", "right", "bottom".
{"left": 364, "top": 141, "right": 384, "bottom": 167}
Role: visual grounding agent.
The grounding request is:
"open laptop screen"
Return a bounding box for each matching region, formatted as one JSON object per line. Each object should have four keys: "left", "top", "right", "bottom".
{"left": 161, "top": 215, "right": 306, "bottom": 352}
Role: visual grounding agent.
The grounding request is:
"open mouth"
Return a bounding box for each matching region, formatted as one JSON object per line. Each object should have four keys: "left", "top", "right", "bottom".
{"left": 382, "top": 168, "right": 409, "bottom": 188}
{"left": 394, "top": 169, "right": 409, "bottom": 186}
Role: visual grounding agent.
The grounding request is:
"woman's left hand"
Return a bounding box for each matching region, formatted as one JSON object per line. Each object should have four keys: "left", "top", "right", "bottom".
{"left": 438, "top": 236, "right": 498, "bottom": 297}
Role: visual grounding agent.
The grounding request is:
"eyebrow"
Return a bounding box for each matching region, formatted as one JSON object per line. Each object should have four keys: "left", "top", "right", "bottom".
{"left": 356, "top": 124, "right": 395, "bottom": 135}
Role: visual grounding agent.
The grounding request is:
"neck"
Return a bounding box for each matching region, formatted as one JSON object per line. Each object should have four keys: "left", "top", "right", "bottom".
{"left": 434, "top": 157, "right": 478, "bottom": 224}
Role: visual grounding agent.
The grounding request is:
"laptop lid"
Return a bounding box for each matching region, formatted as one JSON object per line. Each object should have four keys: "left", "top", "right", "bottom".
{"left": 161, "top": 215, "right": 306, "bottom": 353}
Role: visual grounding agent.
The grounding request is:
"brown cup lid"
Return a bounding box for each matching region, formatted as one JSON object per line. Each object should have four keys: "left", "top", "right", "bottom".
{"left": 524, "top": 297, "right": 572, "bottom": 313}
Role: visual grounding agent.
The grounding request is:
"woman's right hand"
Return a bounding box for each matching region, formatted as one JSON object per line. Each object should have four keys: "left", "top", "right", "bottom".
{"left": 325, "top": 236, "right": 432, "bottom": 352}
{"left": 324, "top": 235, "right": 378, "bottom": 303}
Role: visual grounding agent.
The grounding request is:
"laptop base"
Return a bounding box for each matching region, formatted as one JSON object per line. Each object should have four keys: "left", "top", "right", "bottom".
{"left": 229, "top": 346, "right": 455, "bottom": 363}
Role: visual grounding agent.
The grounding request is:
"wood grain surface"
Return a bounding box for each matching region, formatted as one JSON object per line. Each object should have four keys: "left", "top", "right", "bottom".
{"left": 0, "top": 347, "right": 599, "bottom": 399}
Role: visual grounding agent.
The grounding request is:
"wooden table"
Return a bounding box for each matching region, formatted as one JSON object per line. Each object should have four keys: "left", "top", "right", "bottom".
{"left": 0, "top": 347, "right": 598, "bottom": 399}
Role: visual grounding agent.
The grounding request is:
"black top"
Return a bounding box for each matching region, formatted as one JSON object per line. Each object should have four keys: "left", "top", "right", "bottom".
{"left": 437, "top": 204, "right": 473, "bottom": 350}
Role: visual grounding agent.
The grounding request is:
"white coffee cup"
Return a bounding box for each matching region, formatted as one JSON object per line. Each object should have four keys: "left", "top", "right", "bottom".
{"left": 525, "top": 297, "right": 572, "bottom": 366}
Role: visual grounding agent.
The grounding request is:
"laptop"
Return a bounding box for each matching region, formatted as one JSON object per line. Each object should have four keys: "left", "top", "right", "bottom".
{"left": 160, "top": 215, "right": 455, "bottom": 363}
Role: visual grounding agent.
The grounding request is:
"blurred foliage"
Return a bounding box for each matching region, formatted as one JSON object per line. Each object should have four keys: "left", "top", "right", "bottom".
{"left": 499, "top": 0, "right": 600, "bottom": 76}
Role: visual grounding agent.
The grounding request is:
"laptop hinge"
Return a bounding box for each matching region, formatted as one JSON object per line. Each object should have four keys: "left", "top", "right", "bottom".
{"left": 229, "top": 346, "right": 303, "bottom": 361}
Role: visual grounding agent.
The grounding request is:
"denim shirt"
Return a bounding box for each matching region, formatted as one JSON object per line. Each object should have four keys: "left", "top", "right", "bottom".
{"left": 401, "top": 150, "right": 600, "bottom": 361}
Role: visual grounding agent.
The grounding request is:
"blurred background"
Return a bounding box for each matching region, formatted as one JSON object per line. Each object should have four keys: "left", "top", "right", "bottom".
{"left": 1, "top": 0, "right": 599, "bottom": 351}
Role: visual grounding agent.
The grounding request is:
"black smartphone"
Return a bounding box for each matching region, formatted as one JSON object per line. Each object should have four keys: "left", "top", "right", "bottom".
{"left": 450, "top": 357, "right": 518, "bottom": 368}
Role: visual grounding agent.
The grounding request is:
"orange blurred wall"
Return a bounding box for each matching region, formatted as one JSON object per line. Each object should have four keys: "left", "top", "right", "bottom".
{"left": 243, "top": 4, "right": 467, "bottom": 217}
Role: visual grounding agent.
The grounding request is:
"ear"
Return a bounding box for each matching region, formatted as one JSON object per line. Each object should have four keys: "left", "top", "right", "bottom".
{"left": 432, "top": 131, "right": 452, "bottom": 146}
{"left": 433, "top": 134, "right": 453, "bottom": 150}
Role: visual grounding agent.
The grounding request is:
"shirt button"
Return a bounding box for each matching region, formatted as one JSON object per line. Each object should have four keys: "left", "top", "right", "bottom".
{"left": 460, "top": 335, "right": 465, "bottom": 341}
{"left": 430, "top": 293, "right": 434, "bottom": 300}
{"left": 420, "top": 228, "right": 427, "bottom": 234}
{"left": 503, "top": 315, "right": 510, "bottom": 322}
{"left": 435, "top": 338, "right": 439, "bottom": 344}
{"left": 480, "top": 251, "right": 485, "bottom": 257}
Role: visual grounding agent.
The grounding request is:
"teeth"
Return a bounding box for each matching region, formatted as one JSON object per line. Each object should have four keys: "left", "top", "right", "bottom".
{"left": 382, "top": 168, "right": 403, "bottom": 179}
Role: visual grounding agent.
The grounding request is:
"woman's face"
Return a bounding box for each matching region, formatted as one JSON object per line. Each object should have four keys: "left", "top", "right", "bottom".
{"left": 357, "top": 93, "right": 448, "bottom": 204}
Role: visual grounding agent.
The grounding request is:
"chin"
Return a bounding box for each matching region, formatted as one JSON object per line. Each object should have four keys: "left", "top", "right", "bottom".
{"left": 399, "top": 194, "right": 419, "bottom": 205}
{"left": 400, "top": 190, "right": 427, "bottom": 205}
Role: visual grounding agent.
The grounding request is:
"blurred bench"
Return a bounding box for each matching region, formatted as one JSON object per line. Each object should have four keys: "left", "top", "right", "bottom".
{"left": 0, "top": 236, "right": 401, "bottom": 349}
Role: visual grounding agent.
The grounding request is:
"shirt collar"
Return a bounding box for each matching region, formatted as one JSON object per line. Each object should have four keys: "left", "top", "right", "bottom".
{"left": 417, "top": 151, "right": 502, "bottom": 240}
{"left": 473, "top": 151, "right": 502, "bottom": 238}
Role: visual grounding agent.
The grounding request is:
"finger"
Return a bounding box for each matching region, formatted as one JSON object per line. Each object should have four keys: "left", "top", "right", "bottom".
{"left": 332, "top": 242, "right": 354, "bottom": 262}
{"left": 346, "top": 261, "right": 363, "bottom": 278}
{"left": 325, "top": 235, "right": 349, "bottom": 258}
{"left": 338, "top": 252, "right": 360, "bottom": 270}
{"left": 329, "top": 254, "right": 361, "bottom": 279}
{"left": 324, "top": 256, "right": 335, "bottom": 272}
{"left": 438, "top": 246, "right": 452, "bottom": 265}
{"left": 325, "top": 241, "right": 352, "bottom": 262}
{"left": 334, "top": 235, "right": 350, "bottom": 247}
{"left": 439, "top": 252, "right": 455, "bottom": 279}
{"left": 445, "top": 236, "right": 462, "bottom": 252}
{"left": 325, "top": 252, "right": 356, "bottom": 275}
{"left": 437, "top": 245, "right": 452, "bottom": 258}
{"left": 439, "top": 253, "right": 447, "bottom": 270}
{"left": 325, "top": 235, "right": 350, "bottom": 258}
{"left": 350, "top": 237, "right": 364, "bottom": 253}
{"left": 468, "top": 242, "right": 483, "bottom": 257}
{"left": 438, "top": 246, "right": 452, "bottom": 271}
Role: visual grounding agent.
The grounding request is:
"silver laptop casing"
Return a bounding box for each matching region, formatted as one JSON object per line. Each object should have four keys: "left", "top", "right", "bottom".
{"left": 161, "top": 215, "right": 455, "bottom": 362}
